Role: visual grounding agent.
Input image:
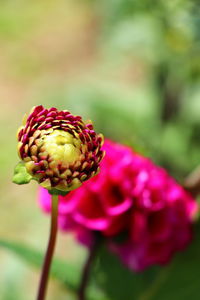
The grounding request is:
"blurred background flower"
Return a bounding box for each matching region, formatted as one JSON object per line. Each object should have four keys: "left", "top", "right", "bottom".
{"left": 39, "top": 139, "right": 197, "bottom": 272}
{"left": 0, "top": 0, "right": 200, "bottom": 299}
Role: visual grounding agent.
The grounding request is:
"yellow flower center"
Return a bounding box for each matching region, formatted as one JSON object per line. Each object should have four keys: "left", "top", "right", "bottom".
{"left": 43, "top": 130, "right": 81, "bottom": 166}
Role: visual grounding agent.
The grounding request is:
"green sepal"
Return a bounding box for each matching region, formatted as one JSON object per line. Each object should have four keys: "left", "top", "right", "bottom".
{"left": 48, "top": 189, "right": 69, "bottom": 196}
{"left": 12, "top": 162, "right": 32, "bottom": 185}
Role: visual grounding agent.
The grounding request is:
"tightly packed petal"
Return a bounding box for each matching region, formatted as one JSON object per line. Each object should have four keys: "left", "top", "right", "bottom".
{"left": 39, "top": 139, "right": 198, "bottom": 271}
{"left": 17, "top": 105, "right": 104, "bottom": 192}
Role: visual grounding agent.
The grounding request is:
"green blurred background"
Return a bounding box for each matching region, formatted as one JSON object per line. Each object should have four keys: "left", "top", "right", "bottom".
{"left": 0, "top": 0, "right": 200, "bottom": 299}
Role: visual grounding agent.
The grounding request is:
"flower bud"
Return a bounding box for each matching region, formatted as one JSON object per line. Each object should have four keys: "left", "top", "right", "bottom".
{"left": 15, "top": 105, "right": 104, "bottom": 194}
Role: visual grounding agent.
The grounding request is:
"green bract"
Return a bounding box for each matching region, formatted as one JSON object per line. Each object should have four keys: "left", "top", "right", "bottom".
{"left": 13, "top": 162, "right": 32, "bottom": 185}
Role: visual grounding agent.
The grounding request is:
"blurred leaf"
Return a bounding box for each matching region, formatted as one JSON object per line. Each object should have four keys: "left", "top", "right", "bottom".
{"left": 95, "top": 245, "right": 160, "bottom": 300}
{"left": 160, "top": 122, "right": 191, "bottom": 177}
{"left": 0, "top": 239, "right": 79, "bottom": 291}
{"left": 101, "top": 16, "right": 164, "bottom": 64}
{"left": 95, "top": 223, "right": 200, "bottom": 300}
{"left": 67, "top": 82, "right": 161, "bottom": 157}
{"left": 0, "top": 239, "right": 107, "bottom": 300}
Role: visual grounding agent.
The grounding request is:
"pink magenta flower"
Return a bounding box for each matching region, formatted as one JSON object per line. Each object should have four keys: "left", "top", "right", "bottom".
{"left": 16, "top": 105, "right": 104, "bottom": 193}
{"left": 39, "top": 139, "right": 198, "bottom": 271}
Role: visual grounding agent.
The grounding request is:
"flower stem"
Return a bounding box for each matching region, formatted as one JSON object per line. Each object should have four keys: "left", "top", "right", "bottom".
{"left": 78, "top": 235, "right": 101, "bottom": 300}
{"left": 37, "top": 194, "right": 59, "bottom": 300}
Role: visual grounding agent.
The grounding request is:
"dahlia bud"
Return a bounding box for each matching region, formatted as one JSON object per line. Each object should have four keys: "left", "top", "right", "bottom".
{"left": 13, "top": 105, "right": 104, "bottom": 194}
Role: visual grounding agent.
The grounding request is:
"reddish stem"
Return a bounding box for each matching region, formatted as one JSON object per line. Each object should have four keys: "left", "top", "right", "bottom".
{"left": 37, "top": 194, "right": 58, "bottom": 300}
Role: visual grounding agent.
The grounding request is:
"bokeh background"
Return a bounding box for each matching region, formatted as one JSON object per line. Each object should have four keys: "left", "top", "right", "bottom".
{"left": 0, "top": 0, "right": 200, "bottom": 299}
